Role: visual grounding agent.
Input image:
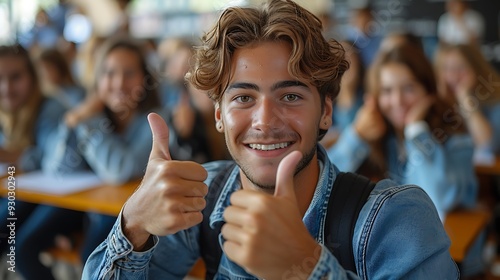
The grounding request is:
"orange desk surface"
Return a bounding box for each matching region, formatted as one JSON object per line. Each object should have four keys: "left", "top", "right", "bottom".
{"left": 0, "top": 179, "right": 139, "bottom": 216}
{"left": 444, "top": 209, "right": 490, "bottom": 263}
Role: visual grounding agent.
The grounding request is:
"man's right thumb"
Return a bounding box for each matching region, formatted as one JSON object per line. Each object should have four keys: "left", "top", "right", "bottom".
{"left": 148, "top": 113, "right": 171, "bottom": 160}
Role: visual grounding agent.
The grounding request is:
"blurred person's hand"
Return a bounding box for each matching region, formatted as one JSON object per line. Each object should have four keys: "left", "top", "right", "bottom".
{"left": 0, "top": 148, "right": 22, "bottom": 165}
{"left": 405, "top": 95, "right": 435, "bottom": 125}
{"left": 354, "top": 95, "right": 386, "bottom": 142}
{"left": 455, "top": 70, "right": 477, "bottom": 109}
{"left": 64, "top": 94, "right": 104, "bottom": 128}
{"left": 172, "top": 92, "right": 196, "bottom": 139}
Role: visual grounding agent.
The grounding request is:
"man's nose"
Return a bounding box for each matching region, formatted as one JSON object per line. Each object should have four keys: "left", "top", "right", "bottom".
{"left": 251, "top": 98, "right": 285, "bottom": 131}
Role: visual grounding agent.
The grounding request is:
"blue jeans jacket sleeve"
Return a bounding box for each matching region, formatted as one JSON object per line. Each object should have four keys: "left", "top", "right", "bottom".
{"left": 83, "top": 211, "right": 200, "bottom": 280}
{"left": 403, "top": 130, "right": 477, "bottom": 220}
{"left": 326, "top": 125, "right": 370, "bottom": 172}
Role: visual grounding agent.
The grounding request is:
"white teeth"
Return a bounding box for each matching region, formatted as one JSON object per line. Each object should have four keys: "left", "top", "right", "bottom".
{"left": 249, "top": 142, "right": 290, "bottom": 151}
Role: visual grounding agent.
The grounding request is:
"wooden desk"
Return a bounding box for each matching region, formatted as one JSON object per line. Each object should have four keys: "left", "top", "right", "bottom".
{"left": 0, "top": 180, "right": 139, "bottom": 216}
{"left": 475, "top": 156, "right": 500, "bottom": 176}
{"left": 444, "top": 209, "right": 490, "bottom": 263}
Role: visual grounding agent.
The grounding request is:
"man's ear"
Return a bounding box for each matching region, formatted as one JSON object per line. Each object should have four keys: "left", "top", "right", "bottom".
{"left": 320, "top": 96, "right": 333, "bottom": 130}
{"left": 215, "top": 102, "right": 224, "bottom": 132}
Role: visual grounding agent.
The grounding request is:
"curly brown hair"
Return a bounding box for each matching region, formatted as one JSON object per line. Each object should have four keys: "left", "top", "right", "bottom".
{"left": 187, "top": 0, "right": 349, "bottom": 104}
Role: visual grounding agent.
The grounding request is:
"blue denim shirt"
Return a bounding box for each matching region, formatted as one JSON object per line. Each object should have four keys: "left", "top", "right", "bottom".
{"left": 83, "top": 146, "right": 459, "bottom": 279}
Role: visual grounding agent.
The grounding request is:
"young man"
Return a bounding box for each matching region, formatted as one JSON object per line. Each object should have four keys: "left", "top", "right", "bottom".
{"left": 83, "top": 0, "right": 459, "bottom": 279}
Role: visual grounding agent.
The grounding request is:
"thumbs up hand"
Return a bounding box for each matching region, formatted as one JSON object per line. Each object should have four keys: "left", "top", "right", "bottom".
{"left": 222, "top": 151, "right": 321, "bottom": 279}
{"left": 122, "top": 113, "right": 208, "bottom": 250}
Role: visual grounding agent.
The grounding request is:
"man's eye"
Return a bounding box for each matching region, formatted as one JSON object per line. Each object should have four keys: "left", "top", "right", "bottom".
{"left": 283, "top": 94, "right": 299, "bottom": 102}
{"left": 236, "top": 96, "right": 251, "bottom": 103}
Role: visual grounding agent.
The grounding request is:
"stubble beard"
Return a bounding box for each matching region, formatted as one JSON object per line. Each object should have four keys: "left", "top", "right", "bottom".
{"left": 234, "top": 143, "right": 317, "bottom": 193}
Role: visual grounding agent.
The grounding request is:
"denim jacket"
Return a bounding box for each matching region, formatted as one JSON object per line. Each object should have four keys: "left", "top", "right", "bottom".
{"left": 83, "top": 146, "right": 459, "bottom": 279}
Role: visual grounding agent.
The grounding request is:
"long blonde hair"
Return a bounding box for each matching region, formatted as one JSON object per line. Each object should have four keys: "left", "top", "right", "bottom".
{"left": 0, "top": 45, "right": 44, "bottom": 151}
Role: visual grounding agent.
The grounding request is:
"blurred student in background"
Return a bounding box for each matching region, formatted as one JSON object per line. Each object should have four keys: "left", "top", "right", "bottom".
{"left": 75, "top": 34, "right": 106, "bottom": 91}
{"left": 333, "top": 41, "right": 364, "bottom": 133}
{"left": 157, "top": 37, "right": 192, "bottom": 108}
{"left": 437, "top": 0, "right": 485, "bottom": 46}
{"left": 37, "top": 48, "right": 85, "bottom": 109}
{"left": 328, "top": 43, "right": 483, "bottom": 276}
{"left": 344, "top": 5, "right": 382, "bottom": 68}
{"left": 379, "top": 31, "right": 424, "bottom": 56}
{"left": 0, "top": 44, "right": 70, "bottom": 271}
{"left": 328, "top": 44, "right": 478, "bottom": 221}
{"left": 159, "top": 37, "right": 229, "bottom": 162}
{"left": 320, "top": 41, "right": 364, "bottom": 149}
{"left": 435, "top": 43, "right": 500, "bottom": 159}
{"left": 0, "top": 45, "right": 67, "bottom": 169}
{"left": 15, "top": 37, "right": 162, "bottom": 279}
{"left": 435, "top": 43, "right": 500, "bottom": 277}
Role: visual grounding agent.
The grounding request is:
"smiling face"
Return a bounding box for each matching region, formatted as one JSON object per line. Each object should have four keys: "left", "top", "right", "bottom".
{"left": 0, "top": 55, "right": 34, "bottom": 112}
{"left": 97, "top": 47, "right": 145, "bottom": 114}
{"left": 378, "top": 62, "right": 428, "bottom": 130}
{"left": 216, "top": 41, "right": 332, "bottom": 191}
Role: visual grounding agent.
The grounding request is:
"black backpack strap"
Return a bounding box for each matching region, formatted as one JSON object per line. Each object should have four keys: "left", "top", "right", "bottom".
{"left": 324, "top": 172, "right": 375, "bottom": 274}
{"left": 199, "top": 161, "right": 236, "bottom": 280}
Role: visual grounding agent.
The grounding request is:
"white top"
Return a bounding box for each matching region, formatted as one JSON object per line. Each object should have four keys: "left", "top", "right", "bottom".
{"left": 437, "top": 9, "right": 485, "bottom": 44}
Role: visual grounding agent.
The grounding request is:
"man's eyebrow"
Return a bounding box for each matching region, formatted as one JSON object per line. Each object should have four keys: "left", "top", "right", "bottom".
{"left": 271, "top": 80, "right": 308, "bottom": 91}
{"left": 226, "top": 82, "right": 259, "bottom": 92}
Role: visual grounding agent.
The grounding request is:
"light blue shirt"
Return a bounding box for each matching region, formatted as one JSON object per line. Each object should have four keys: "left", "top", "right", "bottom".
{"left": 82, "top": 146, "right": 458, "bottom": 279}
